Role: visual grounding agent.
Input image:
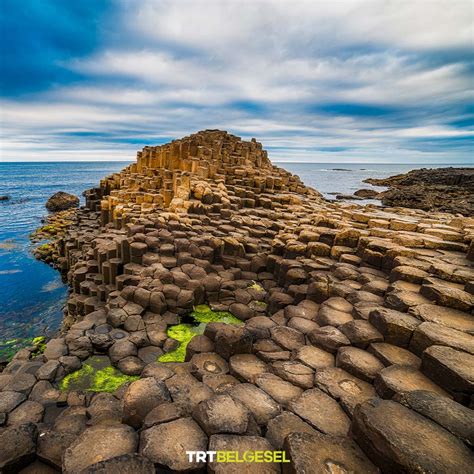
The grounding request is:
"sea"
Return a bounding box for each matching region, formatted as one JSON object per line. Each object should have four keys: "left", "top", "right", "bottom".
{"left": 0, "top": 161, "right": 470, "bottom": 360}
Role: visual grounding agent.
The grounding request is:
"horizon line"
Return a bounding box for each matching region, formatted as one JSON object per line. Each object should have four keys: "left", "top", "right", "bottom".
{"left": 1, "top": 160, "right": 473, "bottom": 166}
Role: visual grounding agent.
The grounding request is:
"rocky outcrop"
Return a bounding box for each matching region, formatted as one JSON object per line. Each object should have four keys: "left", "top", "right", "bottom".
{"left": 365, "top": 167, "right": 474, "bottom": 216}
{"left": 2, "top": 130, "right": 474, "bottom": 472}
{"left": 46, "top": 191, "right": 79, "bottom": 212}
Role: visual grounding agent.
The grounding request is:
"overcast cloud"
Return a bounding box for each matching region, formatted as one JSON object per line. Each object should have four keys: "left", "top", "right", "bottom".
{"left": 0, "top": 0, "right": 473, "bottom": 162}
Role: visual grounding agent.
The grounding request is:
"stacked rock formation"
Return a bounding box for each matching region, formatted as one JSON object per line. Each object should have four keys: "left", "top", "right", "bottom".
{"left": 1, "top": 130, "right": 474, "bottom": 473}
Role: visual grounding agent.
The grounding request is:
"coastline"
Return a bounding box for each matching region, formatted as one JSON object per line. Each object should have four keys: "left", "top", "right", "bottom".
{"left": 1, "top": 131, "right": 473, "bottom": 472}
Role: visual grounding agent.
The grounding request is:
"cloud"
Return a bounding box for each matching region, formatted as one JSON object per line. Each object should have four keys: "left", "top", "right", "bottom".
{"left": 0, "top": 0, "right": 473, "bottom": 162}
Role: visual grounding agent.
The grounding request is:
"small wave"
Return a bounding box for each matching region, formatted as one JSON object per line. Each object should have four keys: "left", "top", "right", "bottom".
{"left": 41, "top": 280, "right": 64, "bottom": 292}
{"left": 0, "top": 269, "right": 22, "bottom": 275}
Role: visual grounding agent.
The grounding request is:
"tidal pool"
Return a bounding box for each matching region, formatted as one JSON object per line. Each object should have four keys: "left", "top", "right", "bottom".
{"left": 158, "top": 304, "right": 243, "bottom": 363}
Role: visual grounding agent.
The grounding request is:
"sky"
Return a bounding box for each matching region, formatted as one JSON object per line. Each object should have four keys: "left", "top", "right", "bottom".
{"left": 0, "top": 0, "right": 473, "bottom": 163}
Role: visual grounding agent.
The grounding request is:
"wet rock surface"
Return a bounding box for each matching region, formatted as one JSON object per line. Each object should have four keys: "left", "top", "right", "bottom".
{"left": 3, "top": 130, "right": 474, "bottom": 472}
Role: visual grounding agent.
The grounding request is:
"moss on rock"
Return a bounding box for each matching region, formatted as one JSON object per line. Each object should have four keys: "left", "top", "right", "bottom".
{"left": 158, "top": 304, "right": 243, "bottom": 363}
{"left": 59, "top": 355, "right": 138, "bottom": 393}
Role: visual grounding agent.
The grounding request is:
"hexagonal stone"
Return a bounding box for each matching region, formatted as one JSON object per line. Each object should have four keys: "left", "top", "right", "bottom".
{"left": 0, "top": 423, "right": 37, "bottom": 472}
{"left": 141, "top": 362, "right": 174, "bottom": 381}
{"left": 87, "top": 393, "right": 121, "bottom": 425}
{"left": 287, "top": 317, "right": 319, "bottom": 334}
{"left": 421, "top": 345, "right": 474, "bottom": 402}
{"left": 63, "top": 424, "right": 137, "bottom": 473}
{"left": 2, "top": 373, "right": 36, "bottom": 396}
{"left": 368, "top": 342, "right": 421, "bottom": 368}
{"left": 283, "top": 431, "right": 378, "bottom": 474}
{"left": 375, "top": 364, "right": 450, "bottom": 399}
{"left": 316, "top": 305, "right": 353, "bottom": 327}
{"left": 108, "top": 340, "right": 137, "bottom": 363}
{"left": 395, "top": 390, "right": 474, "bottom": 447}
{"left": 352, "top": 398, "right": 474, "bottom": 473}
{"left": 229, "top": 354, "right": 268, "bottom": 383}
{"left": 410, "top": 322, "right": 474, "bottom": 356}
{"left": 208, "top": 435, "right": 280, "bottom": 473}
{"left": 43, "top": 338, "right": 68, "bottom": 361}
{"left": 16, "top": 460, "right": 57, "bottom": 473}
{"left": 194, "top": 393, "right": 256, "bottom": 437}
{"left": 122, "top": 377, "right": 171, "bottom": 428}
{"left": 83, "top": 453, "right": 155, "bottom": 473}
{"left": 36, "top": 360, "right": 60, "bottom": 381}
{"left": 336, "top": 347, "right": 385, "bottom": 382}
{"left": 255, "top": 373, "right": 303, "bottom": 407}
{"left": 7, "top": 401, "right": 44, "bottom": 425}
{"left": 339, "top": 320, "right": 383, "bottom": 348}
{"left": 137, "top": 346, "right": 163, "bottom": 364}
{"left": 289, "top": 388, "right": 350, "bottom": 436}
{"left": 202, "top": 374, "right": 240, "bottom": 393}
{"left": 37, "top": 428, "right": 77, "bottom": 468}
{"left": 214, "top": 326, "right": 253, "bottom": 359}
{"left": 265, "top": 412, "right": 317, "bottom": 449}
{"left": 271, "top": 361, "right": 314, "bottom": 389}
{"left": 369, "top": 307, "right": 421, "bottom": 347}
{"left": 322, "top": 296, "right": 353, "bottom": 313}
{"left": 421, "top": 282, "right": 474, "bottom": 312}
{"left": 140, "top": 418, "right": 208, "bottom": 471}
{"left": 190, "top": 352, "right": 229, "bottom": 380}
{"left": 293, "top": 345, "right": 335, "bottom": 370}
{"left": 226, "top": 383, "right": 280, "bottom": 425}
{"left": 308, "top": 326, "right": 350, "bottom": 353}
{"left": 410, "top": 304, "right": 474, "bottom": 334}
{"left": 384, "top": 289, "right": 431, "bottom": 312}
{"left": 314, "top": 367, "right": 377, "bottom": 416}
{"left": 390, "top": 265, "right": 429, "bottom": 284}
{"left": 165, "top": 373, "right": 213, "bottom": 412}
{"left": 143, "top": 401, "right": 185, "bottom": 429}
{"left": 0, "top": 391, "right": 26, "bottom": 413}
{"left": 270, "top": 326, "right": 305, "bottom": 350}
{"left": 117, "top": 356, "right": 145, "bottom": 375}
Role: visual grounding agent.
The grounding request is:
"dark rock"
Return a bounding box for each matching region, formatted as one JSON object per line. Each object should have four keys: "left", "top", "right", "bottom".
{"left": 421, "top": 345, "right": 474, "bottom": 402}
{"left": 46, "top": 191, "right": 79, "bottom": 212}
{"left": 140, "top": 417, "right": 208, "bottom": 471}
{"left": 0, "top": 423, "right": 37, "bottom": 472}
{"left": 227, "top": 383, "right": 280, "bottom": 425}
{"left": 375, "top": 364, "right": 450, "bottom": 399}
{"left": 192, "top": 394, "right": 252, "bottom": 435}
{"left": 352, "top": 398, "right": 474, "bottom": 472}
{"left": 289, "top": 388, "right": 350, "bottom": 436}
{"left": 122, "top": 377, "right": 171, "bottom": 428}
{"left": 265, "top": 411, "right": 316, "bottom": 449}
{"left": 63, "top": 424, "right": 138, "bottom": 473}
{"left": 83, "top": 454, "right": 155, "bottom": 473}
{"left": 283, "top": 431, "right": 378, "bottom": 474}
{"left": 395, "top": 390, "right": 474, "bottom": 447}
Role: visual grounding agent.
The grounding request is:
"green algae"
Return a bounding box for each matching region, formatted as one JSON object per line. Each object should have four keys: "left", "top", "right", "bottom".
{"left": 158, "top": 323, "right": 206, "bottom": 363}
{"left": 158, "top": 304, "right": 243, "bottom": 363}
{"left": 59, "top": 355, "right": 138, "bottom": 393}
{"left": 248, "top": 281, "right": 265, "bottom": 292}
{"left": 0, "top": 335, "right": 47, "bottom": 362}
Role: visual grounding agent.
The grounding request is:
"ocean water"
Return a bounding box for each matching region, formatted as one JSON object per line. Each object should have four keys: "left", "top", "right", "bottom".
{"left": 279, "top": 162, "right": 470, "bottom": 199}
{"left": 0, "top": 162, "right": 129, "bottom": 360}
{"left": 0, "top": 161, "right": 470, "bottom": 359}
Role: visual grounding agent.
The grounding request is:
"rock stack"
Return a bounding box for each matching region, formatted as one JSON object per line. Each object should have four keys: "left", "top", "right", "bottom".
{"left": 2, "top": 130, "right": 474, "bottom": 472}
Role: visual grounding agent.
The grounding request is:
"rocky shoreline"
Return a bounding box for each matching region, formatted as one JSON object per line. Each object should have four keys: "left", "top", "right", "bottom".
{"left": 365, "top": 167, "right": 474, "bottom": 216}
{"left": 1, "top": 130, "right": 473, "bottom": 472}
